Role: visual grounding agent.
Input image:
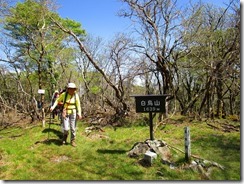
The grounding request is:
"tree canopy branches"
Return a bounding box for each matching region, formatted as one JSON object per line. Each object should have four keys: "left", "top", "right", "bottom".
{"left": 0, "top": 0, "right": 240, "bottom": 127}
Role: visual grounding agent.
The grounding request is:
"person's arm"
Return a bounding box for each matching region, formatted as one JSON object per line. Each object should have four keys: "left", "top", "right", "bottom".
{"left": 75, "top": 93, "right": 82, "bottom": 119}
{"left": 50, "top": 93, "right": 64, "bottom": 112}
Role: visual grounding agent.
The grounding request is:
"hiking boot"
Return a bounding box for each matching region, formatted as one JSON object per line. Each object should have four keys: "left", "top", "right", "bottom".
{"left": 62, "top": 134, "right": 68, "bottom": 145}
{"left": 71, "top": 140, "right": 77, "bottom": 147}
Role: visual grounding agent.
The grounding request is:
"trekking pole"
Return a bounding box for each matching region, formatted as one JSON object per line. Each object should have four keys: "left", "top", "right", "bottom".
{"left": 48, "top": 110, "right": 52, "bottom": 141}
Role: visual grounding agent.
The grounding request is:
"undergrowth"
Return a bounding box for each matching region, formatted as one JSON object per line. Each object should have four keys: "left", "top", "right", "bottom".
{"left": 0, "top": 116, "right": 240, "bottom": 180}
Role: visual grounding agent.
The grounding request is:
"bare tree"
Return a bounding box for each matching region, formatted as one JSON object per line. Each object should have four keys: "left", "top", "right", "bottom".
{"left": 118, "top": 0, "right": 186, "bottom": 119}
{"left": 177, "top": 0, "right": 240, "bottom": 118}
{"left": 51, "top": 19, "right": 139, "bottom": 125}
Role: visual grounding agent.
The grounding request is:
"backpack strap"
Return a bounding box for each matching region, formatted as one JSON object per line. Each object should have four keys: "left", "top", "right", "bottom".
{"left": 61, "top": 91, "right": 68, "bottom": 110}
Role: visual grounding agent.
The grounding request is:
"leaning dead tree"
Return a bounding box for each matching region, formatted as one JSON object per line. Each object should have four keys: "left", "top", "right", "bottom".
{"left": 50, "top": 17, "right": 130, "bottom": 124}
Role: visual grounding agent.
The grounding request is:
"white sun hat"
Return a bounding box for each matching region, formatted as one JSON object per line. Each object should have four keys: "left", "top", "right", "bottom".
{"left": 67, "top": 82, "right": 77, "bottom": 89}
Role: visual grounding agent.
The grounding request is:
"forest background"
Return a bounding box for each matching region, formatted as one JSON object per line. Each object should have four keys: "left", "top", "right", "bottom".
{"left": 0, "top": 0, "right": 240, "bottom": 127}
{"left": 0, "top": 0, "right": 241, "bottom": 181}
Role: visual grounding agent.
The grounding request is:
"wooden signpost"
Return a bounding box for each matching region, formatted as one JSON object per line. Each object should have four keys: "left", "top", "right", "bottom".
{"left": 131, "top": 95, "right": 169, "bottom": 140}
{"left": 38, "top": 89, "right": 45, "bottom": 127}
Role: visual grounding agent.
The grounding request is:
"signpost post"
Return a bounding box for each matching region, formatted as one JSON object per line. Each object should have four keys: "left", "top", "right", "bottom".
{"left": 38, "top": 89, "right": 45, "bottom": 127}
{"left": 131, "top": 95, "right": 169, "bottom": 140}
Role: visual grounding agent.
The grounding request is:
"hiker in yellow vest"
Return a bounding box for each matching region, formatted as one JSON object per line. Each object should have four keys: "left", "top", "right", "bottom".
{"left": 50, "top": 82, "right": 82, "bottom": 147}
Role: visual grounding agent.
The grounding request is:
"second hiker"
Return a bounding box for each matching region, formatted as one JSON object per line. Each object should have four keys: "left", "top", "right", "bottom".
{"left": 50, "top": 82, "right": 82, "bottom": 147}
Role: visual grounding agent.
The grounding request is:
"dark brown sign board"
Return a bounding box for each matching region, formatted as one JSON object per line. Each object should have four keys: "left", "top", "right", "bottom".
{"left": 131, "top": 95, "right": 169, "bottom": 113}
{"left": 131, "top": 94, "right": 170, "bottom": 140}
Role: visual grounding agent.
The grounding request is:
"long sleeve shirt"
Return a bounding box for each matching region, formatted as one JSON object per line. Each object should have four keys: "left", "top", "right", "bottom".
{"left": 51, "top": 92, "right": 81, "bottom": 117}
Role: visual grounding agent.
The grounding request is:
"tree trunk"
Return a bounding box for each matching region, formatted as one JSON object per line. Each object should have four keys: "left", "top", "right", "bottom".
{"left": 215, "top": 61, "right": 224, "bottom": 118}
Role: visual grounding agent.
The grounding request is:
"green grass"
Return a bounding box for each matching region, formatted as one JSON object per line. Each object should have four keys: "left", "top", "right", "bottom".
{"left": 0, "top": 117, "right": 240, "bottom": 180}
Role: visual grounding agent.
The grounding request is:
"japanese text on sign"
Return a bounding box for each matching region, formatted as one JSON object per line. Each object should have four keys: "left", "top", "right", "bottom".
{"left": 132, "top": 95, "right": 167, "bottom": 113}
{"left": 140, "top": 100, "right": 161, "bottom": 112}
